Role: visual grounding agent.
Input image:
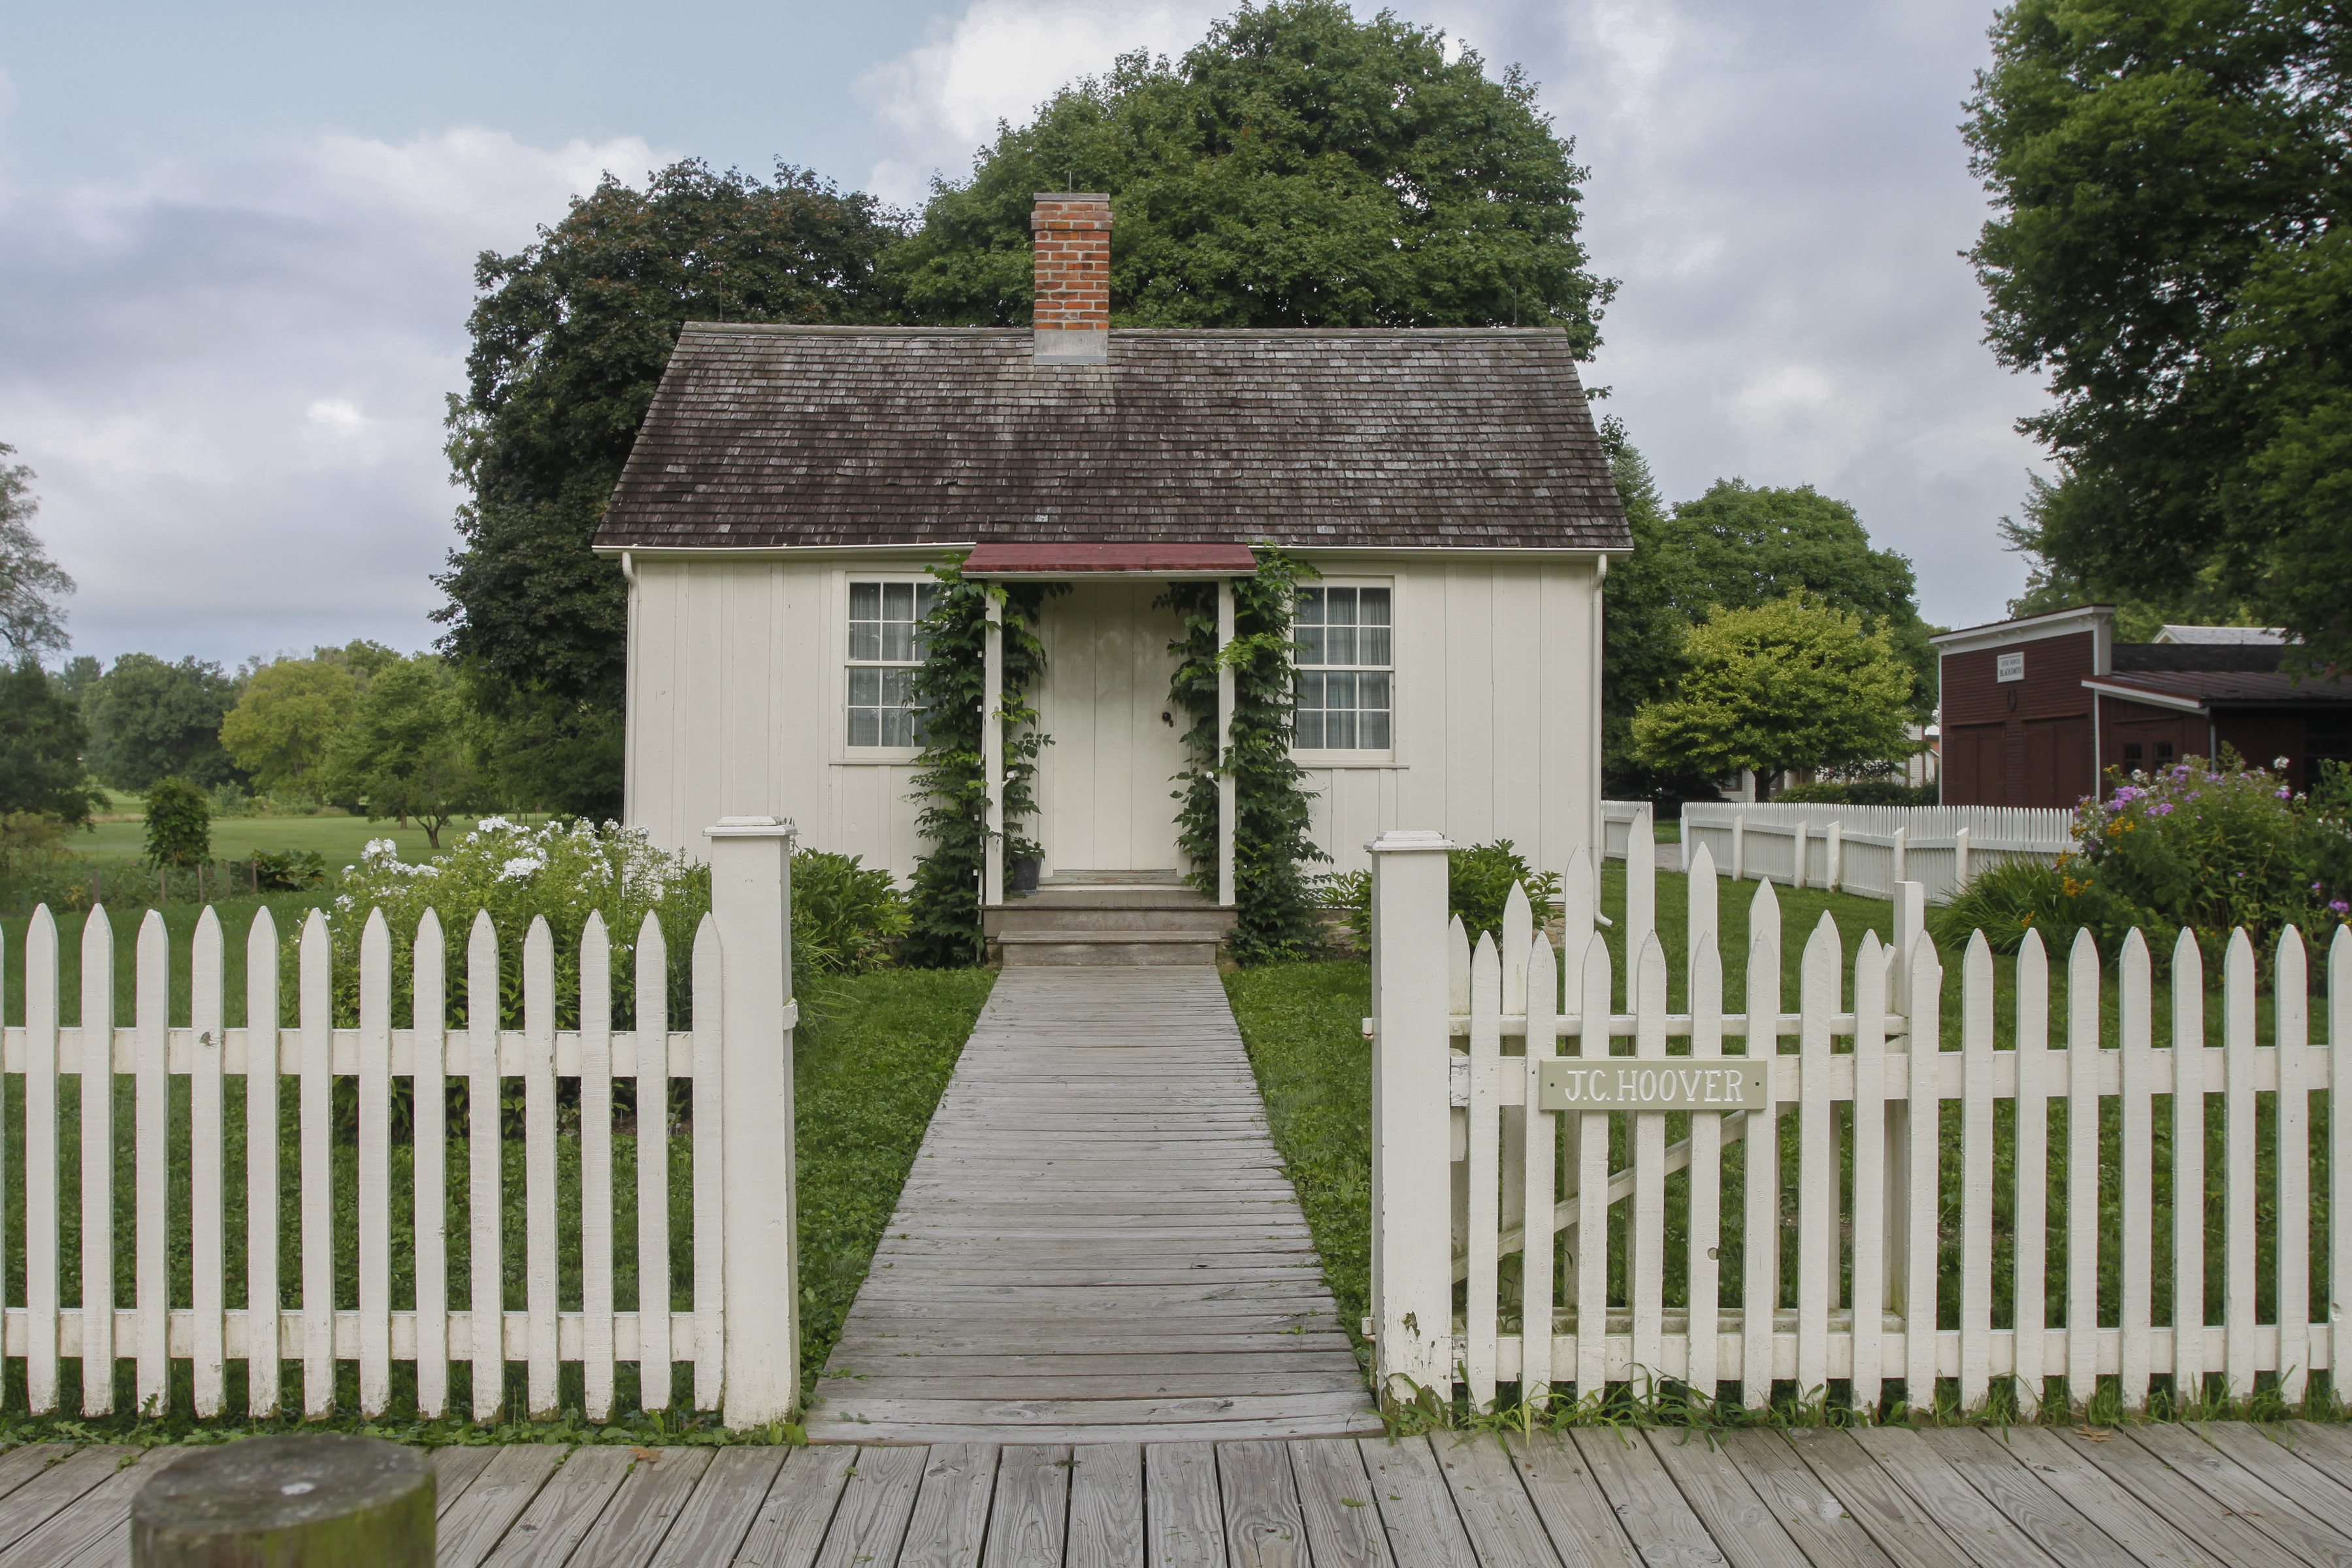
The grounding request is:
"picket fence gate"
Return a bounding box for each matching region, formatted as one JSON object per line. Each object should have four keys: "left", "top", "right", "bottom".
{"left": 1680, "top": 801, "right": 2076, "bottom": 904}
{"left": 0, "top": 817, "right": 802, "bottom": 1430}
{"left": 1366, "top": 826, "right": 2352, "bottom": 1415}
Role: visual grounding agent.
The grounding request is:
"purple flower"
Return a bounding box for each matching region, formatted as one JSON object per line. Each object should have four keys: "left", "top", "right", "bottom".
{"left": 2334, "top": 901, "right": 2351, "bottom": 915}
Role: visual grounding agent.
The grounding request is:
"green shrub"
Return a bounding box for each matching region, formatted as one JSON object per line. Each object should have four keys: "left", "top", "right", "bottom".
{"left": 1772, "top": 779, "right": 1938, "bottom": 806}
{"left": 792, "top": 848, "right": 910, "bottom": 975}
{"left": 1927, "top": 855, "right": 2094, "bottom": 955}
{"left": 142, "top": 776, "right": 211, "bottom": 868}
{"left": 252, "top": 849, "right": 327, "bottom": 890}
{"left": 1314, "top": 839, "right": 1564, "bottom": 951}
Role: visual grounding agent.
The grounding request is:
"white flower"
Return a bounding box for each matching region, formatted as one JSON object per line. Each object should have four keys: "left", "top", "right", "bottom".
{"left": 499, "top": 855, "right": 546, "bottom": 882}
{"left": 363, "top": 838, "right": 399, "bottom": 862}
{"left": 475, "top": 815, "right": 515, "bottom": 835}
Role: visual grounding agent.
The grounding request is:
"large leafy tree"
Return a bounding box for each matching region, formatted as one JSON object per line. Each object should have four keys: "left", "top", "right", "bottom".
{"left": 1, "top": 658, "right": 104, "bottom": 825}
{"left": 436, "top": 161, "right": 902, "bottom": 815}
{"left": 1965, "top": 0, "right": 2352, "bottom": 670}
{"left": 890, "top": 0, "right": 1611, "bottom": 343}
{"left": 1, "top": 445, "right": 73, "bottom": 660}
{"left": 1632, "top": 594, "right": 1918, "bottom": 799}
{"left": 220, "top": 656, "right": 357, "bottom": 796}
{"left": 323, "top": 654, "right": 482, "bottom": 849}
{"left": 83, "top": 653, "right": 243, "bottom": 791}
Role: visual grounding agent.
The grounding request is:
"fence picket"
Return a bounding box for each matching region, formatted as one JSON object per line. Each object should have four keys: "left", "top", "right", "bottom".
{"left": 1686, "top": 844, "right": 1718, "bottom": 1005}
{"left": 80, "top": 907, "right": 116, "bottom": 1416}
{"left": 467, "top": 911, "right": 502, "bottom": 1421}
{"left": 1742, "top": 880, "right": 1781, "bottom": 1407}
{"left": 1688, "top": 935, "right": 1726, "bottom": 1401}
{"left": 1561, "top": 845, "right": 1595, "bottom": 955}
{"left": 2335, "top": 928, "right": 2352, "bottom": 1394}
{"left": 2065, "top": 928, "right": 2100, "bottom": 1411}
{"left": 693, "top": 913, "right": 727, "bottom": 1412}
{"left": 300, "top": 909, "right": 334, "bottom": 1418}
{"left": 1903, "top": 940, "right": 1942, "bottom": 1405}
{"left": 1522, "top": 932, "right": 1560, "bottom": 1405}
{"left": 1797, "top": 915, "right": 1838, "bottom": 1401}
{"left": 2275, "top": 928, "right": 2310, "bottom": 1406}
{"left": 136, "top": 910, "right": 170, "bottom": 1414}
{"left": 524, "top": 916, "right": 559, "bottom": 1419}
{"left": 1630, "top": 934, "right": 1670, "bottom": 1386}
{"left": 2170, "top": 929, "right": 2206, "bottom": 1406}
{"left": 2224, "top": 929, "right": 2258, "bottom": 1399}
{"left": 2118, "top": 930, "right": 2154, "bottom": 1410}
{"left": 2013, "top": 931, "right": 2050, "bottom": 1416}
{"left": 191, "top": 908, "right": 226, "bottom": 1416}
{"left": 1791, "top": 821, "right": 1808, "bottom": 892}
{"left": 1848, "top": 932, "right": 1886, "bottom": 1410}
{"left": 1465, "top": 932, "right": 1502, "bottom": 1409}
{"left": 1959, "top": 931, "right": 1995, "bottom": 1411}
{"left": 582, "top": 913, "right": 617, "bottom": 1421}
{"left": 1575, "top": 933, "right": 1612, "bottom": 1397}
{"left": 636, "top": 911, "right": 672, "bottom": 1409}
{"left": 1498, "top": 885, "right": 1532, "bottom": 1314}
{"left": 247, "top": 908, "right": 282, "bottom": 1416}
{"left": 1627, "top": 808, "right": 1656, "bottom": 960}
{"left": 359, "top": 911, "right": 393, "bottom": 1415}
{"left": 25, "top": 907, "right": 59, "bottom": 1414}
{"left": 414, "top": 911, "right": 449, "bottom": 1419}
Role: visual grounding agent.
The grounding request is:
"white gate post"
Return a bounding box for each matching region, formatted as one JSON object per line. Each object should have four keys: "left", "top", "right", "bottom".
{"left": 1217, "top": 578, "right": 1237, "bottom": 908}
{"left": 1368, "top": 828, "right": 1455, "bottom": 1401}
{"left": 983, "top": 596, "right": 1004, "bottom": 907}
{"left": 704, "top": 816, "right": 801, "bottom": 1428}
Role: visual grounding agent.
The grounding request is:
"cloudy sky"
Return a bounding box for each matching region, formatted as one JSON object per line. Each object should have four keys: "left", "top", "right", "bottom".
{"left": 1, "top": 0, "right": 2044, "bottom": 669}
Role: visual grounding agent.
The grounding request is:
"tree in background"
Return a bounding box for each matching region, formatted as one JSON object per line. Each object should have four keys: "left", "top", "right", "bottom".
{"left": 220, "top": 655, "right": 357, "bottom": 796}
{"left": 322, "top": 653, "right": 482, "bottom": 848}
{"left": 1, "top": 445, "right": 73, "bottom": 660}
{"left": 1632, "top": 593, "right": 1917, "bottom": 801}
{"left": 82, "top": 653, "right": 243, "bottom": 791}
{"left": 1997, "top": 472, "right": 2273, "bottom": 638}
{"left": 0, "top": 658, "right": 105, "bottom": 826}
{"left": 142, "top": 776, "right": 211, "bottom": 868}
{"left": 890, "top": 1, "right": 1610, "bottom": 344}
{"left": 437, "top": 161, "right": 902, "bottom": 817}
{"left": 1967, "top": 0, "right": 2352, "bottom": 670}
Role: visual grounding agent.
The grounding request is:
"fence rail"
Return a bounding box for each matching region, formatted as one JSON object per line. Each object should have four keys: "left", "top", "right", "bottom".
{"left": 0, "top": 816, "right": 801, "bottom": 1430}
{"left": 1367, "top": 826, "right": 2352, "bottom": 1416}
{"left": 1678, "top": 802, "right": 2076, "bottom": 904}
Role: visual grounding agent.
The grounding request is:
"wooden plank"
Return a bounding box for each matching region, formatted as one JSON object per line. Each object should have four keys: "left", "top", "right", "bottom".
{"left": 2281, "top": 1421, "right": 2352, "bottom": 1495}
{"left": 6, "top": 1446, "right": 176, "bottom": 1568}
{"left": 1714, "top": 1431, "right": 1895, "bottom": 1568}
{"left": 1436, "top": 1435, "right": 1563, "bottom": 1568}
{"left": 1642, "top": 1431, "right": 1812, "bottom": 1568}
{"left": 2056, "top": 1424, "right": 2310, "bottom": 1568}
{"left": 1845, "top": 1428, "right": 2057, "bottom": 1568}
{"left": 985, "top": 1444, "right": 1071, "bottom": 1568}
{"left": 1147, "top": 1441, "right": 1228, "bottom": 1568}
{"left": 1359, "top": 1439, "right": 1478, "bottom": 1568}
{"left": 562, "top": 1448, "right": 712, "bottom": 1568}
{"left": 2192, "top": 1424, "right": 2352, "bottom": 1551}
{"left": 1984, "top": 1428, "right": 2225, "bottom": 1568}
{"left": 1570, "top": 1428, "right": 1724, "bottom": 1568}
{"left": 647, "top": 1447, "right": 785, "bottom": 1568}
{"left": 0, "top": 1447, "right": 133, "bottom": 1557}
{"left": 809, "top": 1446, "right": 926, "bottom": 1568}
{"left": 0, "top": 1445, "right": 81, "bottom": 1506}
{"left": 433, "top": 1446, "right": 500, "bottom": 1516}
{"left": 2132, "top": 1423, "right": 2352, "bottom": 1568}
{"left": 480, "top": 1445, "right": 635, "bottom": 1568}
{"left": 894, "top": 1442, "right": 999, "bottom": 1568}
{"left": 1067, "top": 1444, "right": 1145, "bottom": 1568}
{"left": 434, "top": 1443, "right": 565, "bottom": 1568}
{"left": 1780, "top": 1430, "right": 1974, "bottom": 1568}
{"left": 1910, "top": 1428, "right": 2127, "bottom": 1568}
{"left": 1502, "top": 1433, "right": 1639, "bottom": 1568}
{"left": 730, "top": 1445, "right": 855, "bottom": 1568}
{"left": 1218, "top": 1441, "right": 1306, "bottom": 1568}
{"left": 1288, "top": 1439, "right": 1393, "bottom": 1568}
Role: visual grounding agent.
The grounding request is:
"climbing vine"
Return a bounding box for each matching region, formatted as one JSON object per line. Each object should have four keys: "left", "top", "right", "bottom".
{"left": 1161, "top": 549, "right": 1329, "bottom": 964}
{"left": 902, "top": 562, "right": 1058, "bottom": 967}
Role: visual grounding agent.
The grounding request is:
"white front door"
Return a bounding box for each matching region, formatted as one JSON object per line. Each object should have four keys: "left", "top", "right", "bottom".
{"left": 1034, "top": 581, "right": 1190, "bottom": 875}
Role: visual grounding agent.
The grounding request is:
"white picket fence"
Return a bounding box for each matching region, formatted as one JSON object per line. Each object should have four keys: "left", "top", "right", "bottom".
{"left": 0, "top": 817, "right": 802, "bottom": 1429}
{"left": 1679, "top": 802, "right": 2076, "bottom": 904}
{"left": 1366, "top": 826, "right": 2352, "bottom": 1415}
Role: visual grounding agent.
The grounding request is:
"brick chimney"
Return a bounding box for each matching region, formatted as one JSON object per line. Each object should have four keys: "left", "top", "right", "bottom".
{"left": 1032, "top": 193, "right": 1111, "bottom": 365}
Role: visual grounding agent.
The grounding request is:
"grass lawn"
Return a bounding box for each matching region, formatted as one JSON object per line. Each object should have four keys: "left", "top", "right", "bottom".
{"left": 1230, "top": 862, "right": 2332, "bottom": 1419}
{"left": 0, "top": 896, "right": 992, "bottom": 1433}
{"left": 71, "top": 810, "right": 547, "bottom": 868}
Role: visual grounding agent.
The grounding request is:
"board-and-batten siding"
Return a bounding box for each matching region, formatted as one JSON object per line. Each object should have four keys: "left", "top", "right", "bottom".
{"left": 625, "top": 552, "right": 1602, "bottom": 882}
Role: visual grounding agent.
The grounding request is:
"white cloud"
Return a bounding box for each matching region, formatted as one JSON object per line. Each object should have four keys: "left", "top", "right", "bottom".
{"left": 0, "top": 127, "right": 662, "bottom": 666}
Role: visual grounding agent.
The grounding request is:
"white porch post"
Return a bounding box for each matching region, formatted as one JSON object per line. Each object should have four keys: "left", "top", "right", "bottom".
{"left": 983, "top": 595, "right": 1004, "bottom": 907}
{"left": 702, "top": 816, "right": 800, "bottom": 1427}
{"left": 1368, "top": 828, "right": 1456, "bottom": 1399}
{"left": 1216, "top": 579, "right": 1237, "bottom": 907}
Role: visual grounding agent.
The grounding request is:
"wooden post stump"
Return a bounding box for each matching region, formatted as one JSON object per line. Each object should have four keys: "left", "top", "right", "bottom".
{"left": 131, "top": 1434, "right": 433, "bottom": 1567}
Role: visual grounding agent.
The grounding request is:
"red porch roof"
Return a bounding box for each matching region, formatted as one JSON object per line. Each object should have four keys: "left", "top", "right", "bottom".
{"left": 960, "top": 542, "right": 1257, "bottom": 578}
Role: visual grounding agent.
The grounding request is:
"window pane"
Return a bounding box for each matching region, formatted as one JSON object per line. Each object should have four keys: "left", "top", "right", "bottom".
{"left": 1297, "top": 588, "right": 1326, "bottom": 626}
{"left": 1359, "top": 626, "right": 1392, "bottom": 667}
{"left": 879, "top": 707, "right": 915, "bottom": 747}
{"left": 1326, "top": 625, "right": 1356, "bottom": 665}
{"left": 1329, "top": 709, "right": 1357, "bottom": 749}
{"left": 847, "top": 708, "right": 879, "bottom": 748}
{"left": 1360, "top": 672, "right": 1390, "bottom": 711}
{"left": 881, "top": 668, "right": 915, "bottom": 705}
{"left": 882, "top": 581, "right": 913, "bottom": 619}
{"left": 916, "top": 583, "right": 942, "bottom": 617}
{"left": 1360, "top": 709, "right": 1390, "bottom": 749}
{"left": 849, "top": 622, "right": 880, "bottom": 660}
{"left": 1297, "top": 672, "right": 1324, "bottom": 708}
{"left": 1360, "top": 588, "right": 1390, "bottom": 626}
{"left": 1326, "top": 672, "right": 1356, "bottom": 710}
{"left": 1327, "top": 587, "right": 1358, "bottom": 626}
{"left": 849, "top": 582, "right": 880, "bottom": 620}
{"left": 881, "top": 621, "right": 914, "bottom": 662}
{"left": 1298, "top": 623, "right": 1327, "bottom": 664}
{"left": 1296, "top": 710, "right": 1325, "bottom": 749}
{"left": 848, "top": 668, "right": 881, "bottom": 705}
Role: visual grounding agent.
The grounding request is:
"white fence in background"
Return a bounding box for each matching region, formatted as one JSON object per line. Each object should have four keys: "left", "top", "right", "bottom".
{"left": 1367, "top": 826, "right": 2352, "bottom": 1414}
{"left": 0, "top": 817, "right": 801, "bottom": 1430}
{"left": 1678, "top": 802, "right": 2076, "bottom": 904}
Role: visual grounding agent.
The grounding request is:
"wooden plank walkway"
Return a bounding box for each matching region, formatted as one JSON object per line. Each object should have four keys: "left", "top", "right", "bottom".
{"left": 805, "top": 965, "right": 1379, "bottom": 1444}
{"left": 12, "top": 1424, "right": 2352, "bottom": 1565}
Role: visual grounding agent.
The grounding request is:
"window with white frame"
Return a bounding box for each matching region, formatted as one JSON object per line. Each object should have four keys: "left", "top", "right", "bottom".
{"left": 1294, "top": 585, "right": 1392, "bottom": 750}
{"left": 845, "top": 580, "right": 941, "bottom": 747}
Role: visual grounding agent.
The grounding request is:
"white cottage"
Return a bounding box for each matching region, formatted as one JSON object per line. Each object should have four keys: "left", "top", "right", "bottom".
{"left": 594, "top": 194, "right": 1630, "bottom": 954}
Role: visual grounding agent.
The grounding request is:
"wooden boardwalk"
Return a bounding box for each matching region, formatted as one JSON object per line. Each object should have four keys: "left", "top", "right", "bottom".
{"left": 805, "top": 966, "right": 1379, "bottom": 1444}
{"left": 12, "top": 1422, "right": 2352, "bottom": 1565}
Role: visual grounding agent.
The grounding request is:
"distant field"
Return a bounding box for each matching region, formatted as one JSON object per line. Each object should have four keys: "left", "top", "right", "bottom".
{"left": 72, "top": 811, "right": 536, "bottom": 867}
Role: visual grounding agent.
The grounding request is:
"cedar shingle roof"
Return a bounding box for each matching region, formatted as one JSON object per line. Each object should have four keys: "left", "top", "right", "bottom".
{"left": 594, "top": 324, "right": 1630, "bottom": 553}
